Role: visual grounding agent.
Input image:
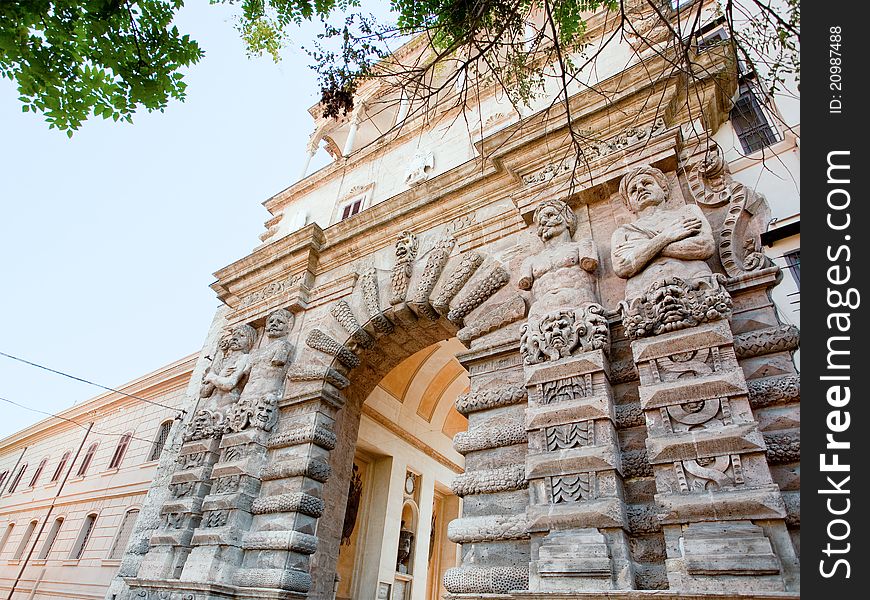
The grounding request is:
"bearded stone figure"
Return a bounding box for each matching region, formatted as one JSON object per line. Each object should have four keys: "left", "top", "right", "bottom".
{"left": 239, "top": 309, "right": 294, "bottom": 401}
{"left": 199, "top": 323, "right": 257, "bottom": 411}
{"left": 611, "top": 165, "right": 731, "bottom": 339}
{"left": 519, "top": 199, "right": 608, "bottom": 364}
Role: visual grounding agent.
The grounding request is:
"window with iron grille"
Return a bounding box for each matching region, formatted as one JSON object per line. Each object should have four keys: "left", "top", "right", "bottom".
{"left": 109, "top": 433, "right": 132, "bottom": 470}
{"left": 108, "top": 509, "right": 140, "bottom": 559}
{"left": 784, "top": 250, "right": 800, "bottom": 289}
{"left": 51, "top": 451, "right": 71, "bottom": 483}
{"left": 730, "top": 83, "right": 781, "bottom": 154}
{"left": 148, "top": 421, "right": 173, "bottom": 462}
{"left": 76, "top": 444, "right": 98, "bottom": 476}
{"left": 37, "top": 518, "right": 64, "bottom": 560}
{"left": 70, "top": 513, "right": 97, "bottom": 560}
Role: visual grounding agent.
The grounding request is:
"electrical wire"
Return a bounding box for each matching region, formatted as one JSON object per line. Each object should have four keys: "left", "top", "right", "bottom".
{"left": 0, "top": 350, "right": 185, "bottom": 414}
{"left": 0, "top": 395, "right": 173, "bottom": 446}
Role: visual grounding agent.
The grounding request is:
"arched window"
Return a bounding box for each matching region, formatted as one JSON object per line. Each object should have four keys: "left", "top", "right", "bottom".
{"left": 108, "top": 509, "right": 139, "bottom": 559}
{"left": 51, "top": 451, "right": 71, "bottom": 483}
{"left": 148, "top": 421, "right": 173, "bottom": 462}
{"left": 0, "top": 523, "right": 14, "bottom": 555}
{"left": 37, "top": 517, "right": 64, "bottom": 560}
{"left": 70, "top": 513, "right": 97, "bottom": 560}
{"left": 29, "top": 457, "right": 48, "bottom": 488}
{"left": 13, "top": 520, "right": 38, "bottom": 560}
{"left": 7, "top": 464, "right": 27, "bottom": 493}
{"left": 108, "top": 433, "right": 132, "bottom": 469}
{"left": 76, "top": 444, "right": 98, "bottom": 476}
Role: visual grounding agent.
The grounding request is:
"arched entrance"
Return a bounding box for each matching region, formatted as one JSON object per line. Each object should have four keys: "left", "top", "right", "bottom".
{"left": 335, "top": 340, "right": 467, "bottom": 600}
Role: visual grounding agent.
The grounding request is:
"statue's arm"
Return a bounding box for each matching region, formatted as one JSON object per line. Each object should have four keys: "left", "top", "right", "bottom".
{"left": 660, "top": 206, "right": 715, "bottom": 260}
{"left": 610, "top": 227, "right": 674, "bottom": 279}
{"left": 210, "top": 355, "right": 253, "bottom": 391}
{"left": 271, "top": 341, "right": 293, "bottom": 367}
{"left": 579, "top": 238, "right": 599, "bottom": 272}
{"left": 517, "top": 256, "right": 534, "bottom": 291}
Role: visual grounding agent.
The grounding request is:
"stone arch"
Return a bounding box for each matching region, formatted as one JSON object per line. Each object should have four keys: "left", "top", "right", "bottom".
{"left": 273, "top": 236, "right": 519, "bottom": 600}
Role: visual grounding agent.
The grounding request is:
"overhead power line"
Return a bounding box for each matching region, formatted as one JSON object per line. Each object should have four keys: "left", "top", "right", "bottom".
{"left": 0, "top": 350, "right": 185, "bottom": 414}
{"left": 0, "top": 395, "right": 171, "bottom": 446}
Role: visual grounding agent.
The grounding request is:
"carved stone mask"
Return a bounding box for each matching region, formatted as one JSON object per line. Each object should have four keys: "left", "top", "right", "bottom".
{"left": 253, "top": 394, "right": 279, "bottom": 430}
{"left": 650, "top": 280, "right": 691, "bottom": 324}
{"left": 265, "top": 309, "right": 292, "bottom": 337}
{"left": 540, "top": 312, "right": 580, "bottom": 355}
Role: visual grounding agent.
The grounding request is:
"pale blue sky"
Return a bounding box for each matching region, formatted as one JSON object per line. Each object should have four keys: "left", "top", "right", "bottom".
{"left": 0, "top": 2, "right": 370, "bottom": 438}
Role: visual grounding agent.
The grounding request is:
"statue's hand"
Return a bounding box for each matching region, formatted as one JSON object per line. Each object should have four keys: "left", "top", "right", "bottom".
{"left": 662, "top": 216, "right": 702, "bottom": 242}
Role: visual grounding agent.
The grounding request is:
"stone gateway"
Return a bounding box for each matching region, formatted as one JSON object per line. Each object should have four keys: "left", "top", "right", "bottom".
{"left": 103, "top": 5, "right": 800, "bottom": 600}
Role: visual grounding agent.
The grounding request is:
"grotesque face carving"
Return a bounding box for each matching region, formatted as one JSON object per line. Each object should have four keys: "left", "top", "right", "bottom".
{"left": 540, "top": 311, "right": 581, "bottom": 357}
{"left": 626, "top": 173, "right": 668, "bottom": 212}
{"left": 534, "top": 199, "right": 577, "bottom": 241}
{"left": 395, "top": 231, "right": 419, "bottom": 261}
{"left": 649, "top": 279, "right": 692, "bottom": 326}
{"left": 265, "top": 309, "right": 292, "bottom": 338}
{"left": 253, "top": 394, "right": 278, "bottom": 431}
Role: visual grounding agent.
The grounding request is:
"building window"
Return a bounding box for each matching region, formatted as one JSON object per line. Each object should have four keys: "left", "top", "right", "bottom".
{"left": 76, "top": 444, "right": 98, "bottom": 477}
{"left": 730, "top": 83, "right": 780, "bottom": 154}
{"left": 784, "top": 250, "right": 800, "bottom": 289}
{"left": 70, "top": 513, "right": 97, "bottom": 560}
{"left": 7, "top": 464, "right": 27, "bottom": 493}
{"left": 29, "top": 457, "right": 48, "bottom": 488}
{"left": 37, "top": 518, "right": 64, "bottom": 560}
{"left": 0, "top": 523, "right": 13, "bottom": 555}
{"left": 13, "top": 520, "right": 38, "bottom": 560}
{"left": 148, "top": 421, "right": 173, "bottom": 462}
{"left": 108, "top": 509, "right": 140, "bottom": 559}
{"left": 0, "top": 470, "right": 8, "bottom": 490}
{"left": 108, "top": 433, "right": 132, "bottom": 470}
{"left": 340, "top": 197, "right": 364, "bottom": 221}
{"left": 51, "top": 451, "right": 71, "bottom": 483}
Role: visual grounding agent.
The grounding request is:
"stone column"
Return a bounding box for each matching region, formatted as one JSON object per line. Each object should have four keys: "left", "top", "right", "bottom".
{"left": 628, "top": 317, "right": 795, "bottom": 592}
{"left": 444, "top": 340, "right": 531, "bottom": 595}
{"left": 231, "top": 371, "right": 346, "bottom": 599}
{"left": 612, "top": 164, "right": 798, "bottom": 593}
{"left": 523, "top": 349, "right": 634, "bottom": 591}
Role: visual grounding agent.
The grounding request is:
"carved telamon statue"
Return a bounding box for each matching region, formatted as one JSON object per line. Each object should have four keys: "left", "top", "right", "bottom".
{"left": 200, "top": 323, "right": 257, "bottom": 410}
{"left": 519, "top": 199, "right": 608, "bottom": 364}
{"left": 199, "top": 328, "right": 233, "bottom": 399}
{"left": 239, "top": 309, "right": 294, "bottom": 400}
{"left": 611, "top": 165, "right": 731, "bottom": 338}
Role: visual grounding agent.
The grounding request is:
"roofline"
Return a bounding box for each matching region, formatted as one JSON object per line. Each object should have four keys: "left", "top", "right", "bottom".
{"left": 0, "top": 353, "right": 198, "bottom": 451}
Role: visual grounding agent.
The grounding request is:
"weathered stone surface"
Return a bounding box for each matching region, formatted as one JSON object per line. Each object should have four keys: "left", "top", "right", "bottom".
{"left": 763, "top": 431, "right": 799, "bottom": 464}
{"left": 747, "top": 375, "right": 800, "bottom": 409}
{"left": 443, "top": 566, "right": 529, "bottom": 593}
{"left": 250, "top": 493, "right": 325, "bottom": 517}
{"left": 450, "top": 464, "right": 527, "bottom": 496}
{"left": 447, "top": 265, "right": 510, "bottom": 324}
{"left": 453, "top": 421, "right": 527, "bottom": 454}
{"left": 455, "top": 385, "right": 527, "bottom": 415}
{"left": 734, "top": 325, "right": 800, "bottom": 359}
{"left": 305, "top": 328, "right": 360, "bottom": 369}
{"left": 447, "top": 514, "right": 530, "bottom": 543}
{"left": 432, "top": 252, "right": 484, "bottom": 314}
{"left": 458, "top": 294, "right": 526, "bottom": 342}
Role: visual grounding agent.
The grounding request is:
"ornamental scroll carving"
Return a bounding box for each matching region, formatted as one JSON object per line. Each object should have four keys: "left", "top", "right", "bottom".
{"left": 685, "top": 142, "right": 774, "bottom": 277}
{"left": 519, "top": 199, "right": 609, "bottom": 364}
